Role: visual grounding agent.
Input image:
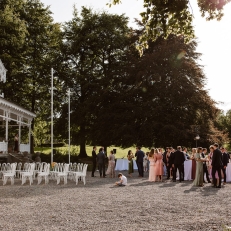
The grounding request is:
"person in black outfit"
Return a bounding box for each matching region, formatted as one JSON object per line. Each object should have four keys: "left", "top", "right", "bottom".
{"left": 14, "top": 134, "right": 19, "bottom": 152}
{"left": 201, "top": 148, "right": 211, "bottom": 183}
{"left": 91, "top": 146, "right": 97, "bottom": 177}
{"left": 172, "top": 146, "right": 185, "bottom": 182}
{"left": 167, "top": 147, "right": 175, "bottom": 180}
{"left": 211, "top": 143, "right": 223, "bottom": 188}
{"left": 165, "top": 147, "right": 172, "bottom": 180}
{"left": 135, "top": 146, "right": 144, "bottom": 177}
{"left": 97, "top": 148, "right": 106, "bottom": 178}
{"left": 163, "top": 148, "right": 168, "bottom": 178}
{"left": 221, "top": 147, "right": 229, "bottom": 185}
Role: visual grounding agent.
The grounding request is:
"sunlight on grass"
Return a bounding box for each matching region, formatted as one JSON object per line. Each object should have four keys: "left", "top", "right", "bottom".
{"left": 34, "top": 145, "right": 150, "bottom": 159}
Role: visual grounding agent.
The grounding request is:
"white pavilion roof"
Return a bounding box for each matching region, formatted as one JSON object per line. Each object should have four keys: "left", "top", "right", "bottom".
{"left": 0, "top": 97, "right": 36, "bottom": 126}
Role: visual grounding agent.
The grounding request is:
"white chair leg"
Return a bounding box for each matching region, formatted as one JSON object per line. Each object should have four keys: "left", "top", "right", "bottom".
{"left": 37, "top": 176, "right": 41, "bottom": 185}
{"left": 3, "top": 176, "right": 6, "bottom": 185}
{"left": 76, "top": 175, "right": 79, "bottom": 185}
{"left": 11, "top": 177, "right": 14, "bottom": 185}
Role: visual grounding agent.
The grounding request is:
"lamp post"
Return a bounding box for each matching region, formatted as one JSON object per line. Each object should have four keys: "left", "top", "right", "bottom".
{"left": 195, "top": 135, "right": 200, "bottom": 148}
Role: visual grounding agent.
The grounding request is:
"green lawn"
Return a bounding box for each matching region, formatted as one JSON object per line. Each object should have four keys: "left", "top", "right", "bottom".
{"left": 34, "top": 145, "right": 150, "bottom": 159}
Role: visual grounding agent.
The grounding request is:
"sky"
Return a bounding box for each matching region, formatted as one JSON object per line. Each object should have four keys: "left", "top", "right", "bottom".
{"left": 40, "top": 0, "right": 231, "bottom": 112}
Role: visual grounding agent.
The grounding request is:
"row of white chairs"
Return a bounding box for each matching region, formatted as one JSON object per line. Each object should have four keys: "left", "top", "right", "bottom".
{"left": 1, "top": 162, "right": 88, "bottom": 186}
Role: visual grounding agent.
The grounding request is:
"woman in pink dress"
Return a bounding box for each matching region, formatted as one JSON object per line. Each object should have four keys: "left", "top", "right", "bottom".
{"left": 154, "top": 149, "right": 163, "bottom": 182}
{"left": 148, "top": 149, "right": 156, "bottom": 182}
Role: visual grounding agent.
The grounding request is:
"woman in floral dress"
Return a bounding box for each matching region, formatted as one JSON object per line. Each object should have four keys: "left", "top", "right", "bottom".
{"left": 127, "top": 150, "right": 134, "bottom": 177}
{"left": 106, "top": 150, "right": 116, "bottom": 178}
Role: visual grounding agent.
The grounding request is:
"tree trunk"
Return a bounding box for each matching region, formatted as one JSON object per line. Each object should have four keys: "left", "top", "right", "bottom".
{"left": 78, "top": 123, "right": 87, "bottom": 158}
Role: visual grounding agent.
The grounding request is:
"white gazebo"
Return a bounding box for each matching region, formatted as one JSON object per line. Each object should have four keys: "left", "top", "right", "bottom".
{"left": 0, "top": 59, "right": 36, "bottom": 154}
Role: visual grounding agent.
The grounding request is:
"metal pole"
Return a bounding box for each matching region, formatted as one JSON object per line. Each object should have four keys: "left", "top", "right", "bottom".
{"left": 68, "top": 88, "right": 71, "bottom": 164}
{"left": 19, "top": 117, "right": 21, "bottom": 152}
{"left": 51, "top": 68, "right": 53, "bottom": 164}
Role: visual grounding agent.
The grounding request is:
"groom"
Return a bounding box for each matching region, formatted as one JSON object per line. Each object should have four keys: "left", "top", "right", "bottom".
{"left": 135, "top": 146, "right": 144, "bottom": 177}
{"left": 211, "top": 143, "right": 223, "bottom": 188}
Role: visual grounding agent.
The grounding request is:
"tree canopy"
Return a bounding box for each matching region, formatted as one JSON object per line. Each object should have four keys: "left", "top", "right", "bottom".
{"left": 0, "top": 1, "right": 229, "bottom": 156}
{"left": 109, "top": 0, "right": 231, "bottom": 53}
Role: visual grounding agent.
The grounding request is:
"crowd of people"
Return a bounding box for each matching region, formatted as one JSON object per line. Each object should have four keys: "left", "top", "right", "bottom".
{"left": 91, "top": 144, "right": 230, "bottom": 188}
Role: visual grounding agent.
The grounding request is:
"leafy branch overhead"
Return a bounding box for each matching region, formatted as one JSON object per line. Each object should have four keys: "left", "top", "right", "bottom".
{"left": 109, "top": 0, "right": 231, "bottom": 52}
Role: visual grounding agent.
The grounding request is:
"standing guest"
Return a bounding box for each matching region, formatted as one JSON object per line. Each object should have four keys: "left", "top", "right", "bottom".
{"left": 14, "top": 134, "right": 19, "bottom": 153}
{"left": 91, "top": 146, "right": 97, "bottom": 177}
{"left": 146, "top": 152, "right": 150, "bottom": 172}
{"left": 127, "top": 150, "right": 134, "bottom": 177}
{"left": 172, "top": 146, "right": 185, "bottom": 182}
{"left": 208, "top": 145, "right": 219, "bottom": 184}
{"left": 154, "top": 148, "right": 163, "bottom": 182}
{"left": 115, "top": 173, "right": 127, "bottom": 186}
{"left": 97, "top": 148, "right": 106, "bottom": 178}
{"left": 135, "top": 146, "right": 145, "bottom": 177}
{"left": 181, "top": 147, "right": 186, "bottom": 179}
{"left": 148, "top": 149, "right": 156, "bottom": 182}
{"left": 143, "top": 152, "right": 148, "bottom": 172}
{"left": 226, "top": 148, "right": 230, "bottom": 161}
{"left": 158, "top": 148, "right": 163, "bottom": 155}
{"left": 193, "top": 147, "right": 205, "bottom": 187}
{"left": 183, "top": 147, "right": 190, "bottom": 160}
{"left": 201, "top": 148, "right": 211, "bottom": 183}
{"left": 191, "top": 148, "right": 197, "bottom": 180}
{"left": 106, "top": 150, "right": 116, "bottom": 178}
{"left": 165, "top": 147, "right": 172, "bottom": 180}
{"left": 163, "top": 148, "right": 168, "bottom": 171}
{"left": 221, "top": 147, "right": 229, "bottom": 185}
{"left": 211, "top": 143, "right": 223, "bottom": 188}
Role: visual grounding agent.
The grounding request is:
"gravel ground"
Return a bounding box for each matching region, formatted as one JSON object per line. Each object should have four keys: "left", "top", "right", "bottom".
{"left": 0, "top": 170, "right": 230, "bottom": 231}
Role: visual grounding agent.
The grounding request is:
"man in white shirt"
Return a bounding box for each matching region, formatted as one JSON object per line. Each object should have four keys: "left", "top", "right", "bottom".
{"left": 115, "top": 173, "right": 127, "bottom": 186}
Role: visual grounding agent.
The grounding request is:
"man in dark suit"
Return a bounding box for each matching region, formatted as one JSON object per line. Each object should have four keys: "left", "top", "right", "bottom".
{"left": 202, "top": 148, "right": 211, "bottom": 183}
{"left": 97, "top": 148, "right": 106, "bottom": 178}
{"left": 165, "top": 147, "right": 172, "bottom": 180}
{"left": 211, "top": 143, "right": 223, "bottom": 188}
{"left": 221, "top": 147, "right": 229, "bottom": 185}
{"left": 91, "top": 146, "right": 97, "bottom": 177}
{"left": 135, "top": 146, "right": 144, "bottom": 177}
{"left": 172, "top": 146, "right": 185, "bottom": 182}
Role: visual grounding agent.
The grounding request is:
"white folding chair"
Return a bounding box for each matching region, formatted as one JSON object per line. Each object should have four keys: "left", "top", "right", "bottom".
{"left": 37, "top": 163, "right": 50, "bottom": 185}
{"left": 56, "top": 164, "right": 69, "bottom": 185}
{"left": 0, "top": 163, "right": 7, "bottom": 177}
{"left": 2, "top": 163, "right": 17, "bottom": 185}
{"left": 73, "top": 164, "right": 88, "bottom": 185}
{"left": 15, "top": 162, "right": 22, "bottom": 178}
{"left": 21, "top": 163, "right": 35, "bottom": 185}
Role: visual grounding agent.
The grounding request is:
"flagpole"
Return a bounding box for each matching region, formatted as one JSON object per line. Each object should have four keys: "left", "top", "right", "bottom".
{"left": 51, "top": 68, "right": 54, "bottom": 164}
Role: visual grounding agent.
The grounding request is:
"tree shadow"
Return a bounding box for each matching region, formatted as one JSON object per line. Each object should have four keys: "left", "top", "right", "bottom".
{"left": 183, "top": 184, "right": 220, "bottom": 196}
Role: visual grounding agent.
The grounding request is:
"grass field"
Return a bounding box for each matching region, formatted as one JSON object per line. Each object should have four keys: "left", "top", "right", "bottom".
{"left": 34, "top": 145, "right": 150, "bottom": 159}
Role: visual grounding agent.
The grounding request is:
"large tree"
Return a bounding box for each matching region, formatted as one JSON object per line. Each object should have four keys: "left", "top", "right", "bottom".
{"left": 0, "top": 0, "right": 62, "bottom": 153}
{"left": 58, "top": 7, "right": 131, "bottom": 157}
{"left": 90, "top": 25, "right": 225, "bottom": 148}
